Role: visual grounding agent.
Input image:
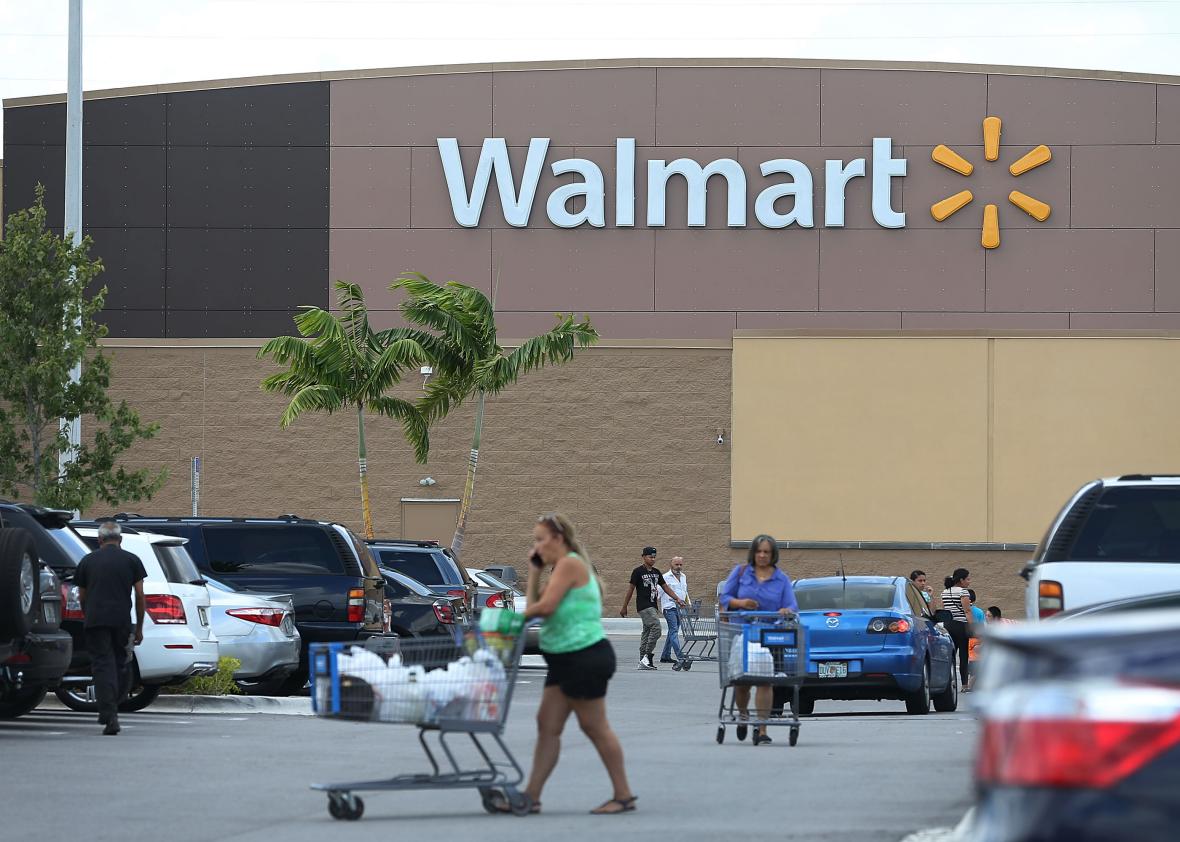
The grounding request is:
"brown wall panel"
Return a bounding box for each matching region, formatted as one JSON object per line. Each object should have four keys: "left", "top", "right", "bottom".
{"left": 492, "top": 69, "right": 656, "bottom": 146}
{"left": 1071, "top": 145, "right": 1180, "bottom": 229}
{"left": 330, "top": 74, "right": 492, "bottom": 147}
{"left": 987, "top": 74, "right": 1156, "bottom": 146}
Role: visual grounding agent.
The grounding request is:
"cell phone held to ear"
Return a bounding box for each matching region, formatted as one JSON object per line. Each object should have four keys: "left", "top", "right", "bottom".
{"left": 530, "top": 551, "right": 544, "bottom": 568}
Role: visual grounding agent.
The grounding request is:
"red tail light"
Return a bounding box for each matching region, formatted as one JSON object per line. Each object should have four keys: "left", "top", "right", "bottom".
{"left": 433, "top": 600, "right": 455, "bottom": 625}
{"left": 226, "top": 607, "right": 286, "bottom": 627}
{"left": 976, "top": 681, "right": 1180, "bottom": 789}
{"left": 146, "top": 593, "right": 187, "bottom": 625}
{"left": 1038, "top": 580, "right": 1064, "bottom": 619}
{"left": 61, "top": 582, "right": 84, "bottom": 621}
{"left": 866, "top": 617, "right": 911, "bottom": 634}
{"left": 486, "top": 592, "right": 504, "bottom": 609}
{"left": 3, "top": 652, "right": 32, "bottom": 665}
{"left": 347, "top": 588, "right": 365, "bottom": 624}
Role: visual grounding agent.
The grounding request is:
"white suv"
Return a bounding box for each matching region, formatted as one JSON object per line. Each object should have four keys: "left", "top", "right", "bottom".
{"left": 57, "top": 528, "right": 219, "bottom": 712}
{"left": 1023, "top": 475, "right": 1180, "bottom": 619}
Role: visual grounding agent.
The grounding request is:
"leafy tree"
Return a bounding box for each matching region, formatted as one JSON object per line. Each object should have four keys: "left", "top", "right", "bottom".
{"left": 389, "top": 273, "right": 599, "bottom": 560}
{"left": 0, "top": 186, "right": 165, "bottom": 510}
{"left": 258, "top": 281, "right": 430, "bottom": 539}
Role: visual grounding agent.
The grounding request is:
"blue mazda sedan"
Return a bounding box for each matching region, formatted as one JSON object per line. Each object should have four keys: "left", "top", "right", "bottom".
{"left": 791, "top": 576, "right": 958, "bottom": 715}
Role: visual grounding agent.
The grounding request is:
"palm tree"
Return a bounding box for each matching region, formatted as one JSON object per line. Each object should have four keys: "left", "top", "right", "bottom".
{"left": 390, "top": 272, "right": 600, "bottom": 560}
{"left": 258, "top": 281, "right": 430, "bottom": 539}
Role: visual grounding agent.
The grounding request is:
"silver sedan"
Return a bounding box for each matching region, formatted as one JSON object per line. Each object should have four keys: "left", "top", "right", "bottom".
{"left": 204, "top": 576, "right": 300, "bottom": 695}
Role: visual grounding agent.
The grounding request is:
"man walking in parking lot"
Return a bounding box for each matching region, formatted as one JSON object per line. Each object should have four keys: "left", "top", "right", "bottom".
{"left": 75, "top": 521, "right": 147, "bottom": 735}
{"left": 659, "top": 556, "right": 690, "bottom": 668}
{"left": 619, "top": 546, "right": 685, "bottom": 670}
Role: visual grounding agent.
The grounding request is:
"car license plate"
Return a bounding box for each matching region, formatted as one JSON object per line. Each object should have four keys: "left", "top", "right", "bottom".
{"left": 818, "top": 661, "right": 848, "bottom": 679}
{"left": 198, "top": 607, "right": 208, "bottom": 626}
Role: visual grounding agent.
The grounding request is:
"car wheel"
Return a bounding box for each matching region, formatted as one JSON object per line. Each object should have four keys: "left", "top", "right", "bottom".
{"left": 0, "top": 529, "right": 39, "bottom": 639}
{"left": 0, "top": 685, "right": 47, "bottom": 719}
{"left": 118, "top": 684, "right": 160, "bottom": 712}
{"left": 932, "top": 663, "right": 959, "bottom": 712}
{"left": 905, "top": 662, "right": 932, "bottom": 715}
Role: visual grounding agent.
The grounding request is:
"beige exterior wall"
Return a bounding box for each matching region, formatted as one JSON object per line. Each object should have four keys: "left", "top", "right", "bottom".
{"left": 733, "top": 333, "right": 1180, "bottom": 546}
{"left": 99, "top": 344, "right": 733, "bottom": 608}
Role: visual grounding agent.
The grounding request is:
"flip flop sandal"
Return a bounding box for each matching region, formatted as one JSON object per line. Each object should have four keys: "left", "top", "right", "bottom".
{"left": 591, "top": 796, "right": 638, "bottom": 815}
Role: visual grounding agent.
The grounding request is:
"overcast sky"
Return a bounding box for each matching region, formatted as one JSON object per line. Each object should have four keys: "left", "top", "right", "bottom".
{"left": 2, "top": 0, "right": 1179, "bottom": 149}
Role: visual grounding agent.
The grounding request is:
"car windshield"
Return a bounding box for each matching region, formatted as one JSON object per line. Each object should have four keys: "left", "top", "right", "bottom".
{"left": 377, "top": 549, "right": 451, "bottom": 585}
{"left": 153, "top": 543, "right": 203, "bottom": 585}
{"left": 472, "top": 570, "right": 516, "bottom": 592}
{"left": 46, "top": 525, "right": 91, "bottom": 564}
{"left": 1067, "top": 486, "right": 1180, "bottom": 562}
{"left": 380, "top": 567, "right": 435, "bottom": 597}
{"left": 795, "top": 583, "right": 898, "bottom": 610}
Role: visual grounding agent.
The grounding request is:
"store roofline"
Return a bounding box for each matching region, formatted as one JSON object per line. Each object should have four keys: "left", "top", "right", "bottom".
{"left": 6, "top": 56, "right": 1180, "bottom": 108}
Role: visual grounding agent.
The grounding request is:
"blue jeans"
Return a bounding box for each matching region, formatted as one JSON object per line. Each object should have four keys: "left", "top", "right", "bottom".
{"left": 660, "top": 609, "right": 685, "bottom": 660}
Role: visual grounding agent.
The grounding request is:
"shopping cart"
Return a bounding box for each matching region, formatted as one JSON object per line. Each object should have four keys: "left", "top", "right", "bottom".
{"left": 716, "top": 611, "right": 807, "bottom": 747}
{"left": 308, "top": 625, "right": 533, "bottom": 820}
{"left": 679, "top": 599, "right": 719, "bottom": 665}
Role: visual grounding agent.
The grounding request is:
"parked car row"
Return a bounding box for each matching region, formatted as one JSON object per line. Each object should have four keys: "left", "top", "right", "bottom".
{"left": 1, "top": 506, "right": 513, "bottom": 719}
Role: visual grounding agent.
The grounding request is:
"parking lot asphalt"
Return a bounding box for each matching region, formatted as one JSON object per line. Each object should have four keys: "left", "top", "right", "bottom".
{"left": 0, "top": 638, "right": 975, "bottom": 841}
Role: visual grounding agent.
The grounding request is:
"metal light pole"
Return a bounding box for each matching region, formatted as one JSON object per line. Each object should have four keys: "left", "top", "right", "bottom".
{"left": 59, "top": 0, "right": 83, "bottom": 484}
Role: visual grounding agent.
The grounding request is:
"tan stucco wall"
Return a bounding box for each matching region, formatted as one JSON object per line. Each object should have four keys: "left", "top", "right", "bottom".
{"left": 732, "top": 333, "right": 1180, "bottom": 546}
{"left": 99, "top": 344, "right": 734, "bottom": 607}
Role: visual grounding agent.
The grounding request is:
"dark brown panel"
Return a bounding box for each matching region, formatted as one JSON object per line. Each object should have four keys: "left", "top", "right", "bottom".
{"left": 86, "top": 227, "right": 167, "bottom": 310}
{"left": 99, "top": 309, "right": 165, "bottom": 339}
{"left": 166, "top": 228, "right": 328, "bottom": 310}
{"left": 4, "top": 95, "right": 166, "bottom": 146}
{"left": 165, "top": 309, "right": 301, "bottom": 338}
{"left": 167, "top": 146, "right": 329, "bottom": 228}
{"left": 167, "top": 83, "right": 329, "bottom": 146}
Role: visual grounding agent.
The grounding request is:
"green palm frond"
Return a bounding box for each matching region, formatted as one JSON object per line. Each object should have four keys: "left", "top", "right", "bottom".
{"left": 478, "top": 315, "right": 599, "bottom": 394}
{"left": 277, "top": 384, "right": 347, "bottom": 427}
{"left": 368, "top": 395, "right": 430, "bottom": 463}
{"left": 365, "top": 336, "right": 428, "bottom": 396}
{"left": 417, "top": 370, "right": 479, "bottom": 424}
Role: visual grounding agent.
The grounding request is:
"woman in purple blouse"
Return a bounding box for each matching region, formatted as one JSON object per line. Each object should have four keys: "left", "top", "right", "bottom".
{"left": 719, "top": 534, "right": 798, "bottom": 746}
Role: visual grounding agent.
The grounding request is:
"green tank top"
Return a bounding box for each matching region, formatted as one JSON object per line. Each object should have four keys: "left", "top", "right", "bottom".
{"left": 539, "top": 553, "right": 606, "bottom": 654}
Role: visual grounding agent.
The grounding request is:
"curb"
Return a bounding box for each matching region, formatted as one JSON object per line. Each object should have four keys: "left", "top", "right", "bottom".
{"left": 38, "top": 694, "right": 314, "bottom": 716}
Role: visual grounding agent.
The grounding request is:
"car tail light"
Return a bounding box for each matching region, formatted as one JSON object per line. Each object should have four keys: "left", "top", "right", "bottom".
{"left": 1038, "top": 580, "right": 1064, "bottom": 619}
{"left": 866, "top": 617, "right": 911, "bottom": 634}
{"left": 61, "top": 582, "right": 84, "bottom": 621}
{"left": 3, "top": 652, "right": 31, "bottom": 665}
{"left": 486, "top": 592, "right": 504, "bottom": 609}
{"left": 433, "top": 600, "right": 455, "bottom": 625}
{"left": 383, "top": 598, "right": 392, "bottom": 634}
{"left": 146, "top": 593, "right": 187, "bottom": 625}
{"left": 226, "top": 607, "right": 286, "bottom": 627}
{"left": 347, "top": 588, "right": 365, "bottom": 623}
{"left": 976, "top": 680, "right": 1180, "bottom": 789}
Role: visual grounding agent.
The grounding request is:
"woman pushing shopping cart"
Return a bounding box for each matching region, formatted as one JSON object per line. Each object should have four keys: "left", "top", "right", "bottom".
{"left": 716, "top": 534, "right": 807, "bottom": 746}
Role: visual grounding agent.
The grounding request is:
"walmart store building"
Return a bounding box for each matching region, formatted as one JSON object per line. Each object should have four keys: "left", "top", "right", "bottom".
{"left": 4, "top": 59, "right": 1180, "bottom": 614}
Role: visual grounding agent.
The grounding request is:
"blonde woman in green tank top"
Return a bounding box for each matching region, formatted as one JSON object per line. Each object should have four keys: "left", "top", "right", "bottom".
{"left": 488, "top": 512, "right": 636, "bottom": 816}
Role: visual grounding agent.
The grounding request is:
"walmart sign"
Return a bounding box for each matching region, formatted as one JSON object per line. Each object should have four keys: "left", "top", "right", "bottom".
{"left": 437, "top": 137, "right": 907, "bottom": 230}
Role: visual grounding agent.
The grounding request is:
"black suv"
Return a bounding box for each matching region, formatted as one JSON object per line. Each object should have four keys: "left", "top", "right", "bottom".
{"left": 366, "top": 539, "right": 477, "bottom": 615}
{"left": 0, "top": 506, "right": 75, "bottom": 718}
{"left": 97, "top": 514, "right": 387, "bottom": 694}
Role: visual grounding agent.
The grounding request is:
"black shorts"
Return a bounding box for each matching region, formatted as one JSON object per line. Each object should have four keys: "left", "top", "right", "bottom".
{"left": 543, "top": 638, "right": 616, "bottom": 700}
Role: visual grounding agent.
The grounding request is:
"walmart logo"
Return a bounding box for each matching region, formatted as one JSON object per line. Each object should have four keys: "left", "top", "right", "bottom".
{"left": 929, "top": 117, "right": 1052, "bottom": 249}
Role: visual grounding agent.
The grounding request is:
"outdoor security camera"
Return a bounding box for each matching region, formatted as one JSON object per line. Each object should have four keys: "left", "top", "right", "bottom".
{"left": 717, "top": 433, "right": 726, "bottom": 445}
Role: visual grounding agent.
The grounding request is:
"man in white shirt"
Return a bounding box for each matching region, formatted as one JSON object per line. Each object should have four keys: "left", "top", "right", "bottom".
{"left": 659, "top": 556, "right": 691, "bottom": 669}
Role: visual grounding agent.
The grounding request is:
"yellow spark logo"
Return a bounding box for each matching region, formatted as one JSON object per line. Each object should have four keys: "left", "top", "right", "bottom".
{"left": 930, "top": 117, "right": 1052, "bottom": 249}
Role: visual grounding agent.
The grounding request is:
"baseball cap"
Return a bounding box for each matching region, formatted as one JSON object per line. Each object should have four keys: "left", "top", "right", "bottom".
{"left": 642, "top": 546, "right": 658, "bottom": 557}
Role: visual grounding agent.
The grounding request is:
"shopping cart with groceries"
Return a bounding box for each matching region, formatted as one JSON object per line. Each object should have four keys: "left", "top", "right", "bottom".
{"left": 716, "top": 610, "right": 808, "bottom": 747}
{"left": 309, "top": 609, "right": 535, "bottom": 820}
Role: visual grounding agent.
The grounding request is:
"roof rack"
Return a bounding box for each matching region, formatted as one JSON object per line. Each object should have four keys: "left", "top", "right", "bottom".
{"left": 104, "top": 514, "right": 323, "bottom": 524}
{"left": 366, "top": 538, "right": 441, "bottom": 548}
{"left": 1116, "top": 474, "right": 1180, "bottom": 482}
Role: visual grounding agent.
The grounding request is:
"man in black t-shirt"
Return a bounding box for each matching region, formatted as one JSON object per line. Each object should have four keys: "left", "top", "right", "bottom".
{"left": 619, "top": 547, "right": 685, "bottom": 670}
{"left": 75, "top": 521, "right": 147, "bottom": 735}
